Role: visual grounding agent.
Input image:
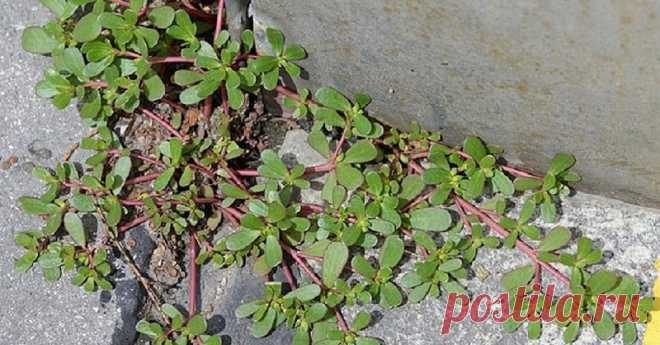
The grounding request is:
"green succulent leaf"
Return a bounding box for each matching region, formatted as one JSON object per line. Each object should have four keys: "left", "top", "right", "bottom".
{"left": 409, "top": 207, "right": 451, "bottom": 231}
{"left": 322, "top": 241, "right": 348, "bottom": 287}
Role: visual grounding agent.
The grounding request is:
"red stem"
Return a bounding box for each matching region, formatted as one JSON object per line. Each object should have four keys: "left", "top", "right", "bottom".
{"left": 213, "top": 0, "right": 225, "bottom": 42}
{"left": 139, "top": 107, "right": 187, "bottom": 141}
{"left": 301, "top": 203, "right": 324, "bottom": 213}
{"left": 303, "top": 162, "right": 336, "bottom": 175}
{"left": 401, "top": 189, "right": 432, "bottom": 212}
{"left": 110, "top": 0, "right": 148, "bottom": 16}
{"left": 108, "top": 150, "right": 165, "bottom": 168}
{"left": 234, "top": 168, "right": 259, "bottom": 177}
{"left": 235, "top": 161, "right": 336, "bottom": 177}
{"left": 203, "top": 96, "right": 213, "bottom": 117}
{"left": 280, "top": 243, "right": 324, "bottom": 287}
{"left": 188, "top": 232, "right": 200, "bottom": 316}
{"left": 274, "top": 85, "right": 319, "bottom": 106}
{"left": 83, "top": 80, "right": 109, "bottom": 88}
{"left": 149, "top": 56, "right": 195, "bottom": 65}
{"left": 408, "top": 159, "right": 424, "bottom": 174}
{"left": 162, "top": 98, "right": 187, "bottom": 113}
{"left": 335, "top": 309, "right": 349, "bottom": 332}
{"left": 331, "top": 129, "right": 348, "bottom": 161}
{"left": 220, "top": 208, "right": 240, "bottom": 226}
{"left": 501, "top": 165, "right": 541, "bottom": 179}
{"left": 116, "top": 50, "right": 141, "bottom": 59}
{"left": 281, "top": 255, "right": 298, "bottom": 289}
{"left": 454, "top": 196, "right": 570, "bottom": 286}
{"left": 124, "top": 172, "right": 160, "bottom": 186}
{"left": 283, "top": 243, "right": 352, "bottom": 332}
{"left": 180, "top": 0, "right": 215, "bottom": 22}
{"left": 454, "top": 200, "right": 472, "bottom": 235}
{"left": 223, "top": 206, "right": 244, "bottom": 220}
{"left": 118, "top": 214, "right": 149, "bottom": 233}
{"left": 219, "top": 84, "right": 229, "bottom": 116}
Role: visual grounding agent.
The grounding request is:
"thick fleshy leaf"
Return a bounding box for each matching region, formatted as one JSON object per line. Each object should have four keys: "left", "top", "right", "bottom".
{"left": 379, "top": 236, "right": 404, "bottom": 268}
{"left": 380, "top": 281, "right": 402, "bottom": 308}
{"left": 336, "top": 163, "right": 363, "bottom": 190}
{"left": 351, "top": 311, "right": 371, "bottom": 331}
{"left": 501, "top": 265, "right": 535, "bottom": 291}
{"left": 70, "top": 194, "right": 96, "bottom": 212}
{"left": 492, "top": 170, "right": 514, "bottom": 196}
{"left": 285, "top": 284, "right": 321, "bottom": 302}
{"left": 22, "top": 27, "right": 58, "bottom": 54}
{"left": 148, "top": 6, "right": 175, "bottom": 29}
{"left": 399, "top": 175, "right": 424, "bottom": 200}
{"left": 225, "top": 230, "right": 260, "bottom": 251}
{"left": 343, "top": 141, "right": 377, "bottom": 164}
{"left": 144, "top": 74, "right": 165, "bottom": 101}
{"left": 64, "top": 212, "right": 86, "bottom": 246}
{"left": 18, "top": 196, "right": 51, "bottom": 215}
{"left": 322, "top": 241, "right": 348, "bottom": 287}
{"left": 73, "top": 13, "right": 101, "bottom": 42}
{"left": 548, "top": 153, "right": 576, "bottom": 175}
{"left": 586, "top": 270, "right": 619, "bottom": 295}
{"left": 592, "top": 311, "right": 615, "bottom": 340}
{"left": 463, "top": 136, "right": 487, "bottom": 161}
{"left": 153, "top": 167, "right": 175, "bottom": 191}
{"left": 315, "top": 87, "right": 352, "bottom": 112}
{"left": 264, "top": 235, "right": 282, "bottom": 268}
{"left": 186, "top": 314, "right": 207, "bottom": 336}
{"left": 409, "top": 207, "right": 451, "bottom": 231}
{"left": 538, "top": 226, "right": 571, "bottom": 252}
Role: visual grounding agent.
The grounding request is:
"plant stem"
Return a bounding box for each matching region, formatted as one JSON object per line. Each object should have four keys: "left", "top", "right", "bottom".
{"left": 281, "top": 255, "right": 298, "bottom": 289}
{"left": 300, "top": 203, "right": 324, "bottom": 213}
{"left": 454, "top": 200, "right": 472, "bottom": 234}
{"left": 110, "top": 0, "right": 148, "bottom": 16}
{"left": 234, "top": 168, "right": 259, "bottom": 177}
{"left": 139, "top": 107, "right": 187, "bottom": 141}
{"left": 108, "top": 149, "right": 166, "bottom": 167}
{"left": 454, "top": 196, "right": 570, "bottom": 286}
{"left": 213, "top": 0, "right": 225, "bottom": 42}
{"left": 114, "top": 238, "right": 169, "bottom": 324}
{"left": 125, "top": 172, "right": 161, "bottom": 186}
{"left": 280, "top": 243, "right": 324, "bottom": 287}
{"left": 188, "top": 231, "right": 200, "bottom": 316}
{"left": 149, "top": 56, "right": 195, "bottom": 64}
{"left": 331, "top": 128, "right": 349, "bottom": 161}
{"left": 203, "top": 96, "right": 213, "bottom": 117}
{"left": 219, "top": 84, "right": 229, "bottom": 116}
{"left": 118, "top": 214, "right": 150, "bottom": 233}
{"left": 180, "top": 0, "right": 215, "bottom": 22}
{"left": 274, "top": 85, "right": 319, "bottom": 106}
{"left": 335, "top": 309, "right": 349, "bottom": 332}
{"left": 303, "top": 161, "right": 336, "bottom": 175}
{"left": 408, "top": 159, "right": 424, "bottom": 174}
{"left": 162, "top": 97, "right": 187, "bottom": 113}
{"left": 401, "top": 189, "right": 433, "bottom": 212}
{"left": 83, "top": 80, "right": 109, "bottom": 88}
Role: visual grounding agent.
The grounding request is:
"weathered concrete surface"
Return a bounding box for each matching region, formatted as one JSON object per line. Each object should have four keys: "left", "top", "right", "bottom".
{"left": 0, "top": 1, "right": 135, "bottom": 344}
{"left": 252, "top": 0, "right": 660, "bottom": 208}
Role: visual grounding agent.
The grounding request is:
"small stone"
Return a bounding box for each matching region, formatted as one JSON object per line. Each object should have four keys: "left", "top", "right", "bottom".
{"left": 167, "top": 266, "right": 178, "bottom": 278}
{"left": 27, "top": 140, "right": 52, "bottom": 160}
{"left": 0, "top": 155, "right": 17, "bottom": 170}
{"left": 19, "top": 161, "right": 35, "bottom": 173}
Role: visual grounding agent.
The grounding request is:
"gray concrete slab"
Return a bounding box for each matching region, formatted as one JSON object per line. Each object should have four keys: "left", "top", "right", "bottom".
{"left": 0, "top": 1, "right": 133, "bottom": 344}
{"left": 251, "top": 0, "right": 660, "bottom": 208}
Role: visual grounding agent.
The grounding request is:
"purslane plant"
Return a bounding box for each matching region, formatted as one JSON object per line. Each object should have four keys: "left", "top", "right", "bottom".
{"left": 16, "top": 0, "right": 653, "bottom": 344}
